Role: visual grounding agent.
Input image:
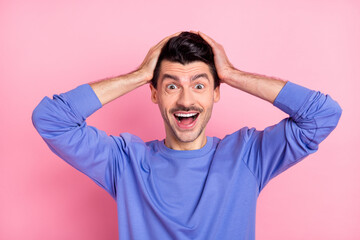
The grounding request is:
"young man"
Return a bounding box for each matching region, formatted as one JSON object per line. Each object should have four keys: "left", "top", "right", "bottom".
{"left": 32, "top": 32, "right": 342, "bottom": 239}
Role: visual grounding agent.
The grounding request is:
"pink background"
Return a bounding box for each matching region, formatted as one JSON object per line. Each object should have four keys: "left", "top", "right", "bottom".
{"left": 1, "top": 0, "right": 359, "bottom": 239}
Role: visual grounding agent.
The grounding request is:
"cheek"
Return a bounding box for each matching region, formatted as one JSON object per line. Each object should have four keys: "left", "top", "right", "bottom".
{"left": 201, "top": 99, "right": 215, "bottom": 113}
{"left": 197, "top": 91, "right": 214, "bottom": 104}
{"left": 157, "top": 98, "right": 172, "bottom": 115}
{"left": 157, "top": 103, "right": 169, "bottom": 121}
{"left": 159, "top": 91, "right": 178, "bottom": 105}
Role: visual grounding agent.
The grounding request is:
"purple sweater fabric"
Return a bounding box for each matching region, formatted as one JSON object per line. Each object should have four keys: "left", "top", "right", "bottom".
{"left": 32, "top": 81, "right": 342, "bottom": 239}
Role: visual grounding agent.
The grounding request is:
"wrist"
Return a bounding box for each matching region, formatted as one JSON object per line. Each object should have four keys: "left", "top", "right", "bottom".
{"left": 221, "top": 67, "right": 243, "bottom": 85}
{"left": 129, "top": 69, "right": 151, "bottom": 86}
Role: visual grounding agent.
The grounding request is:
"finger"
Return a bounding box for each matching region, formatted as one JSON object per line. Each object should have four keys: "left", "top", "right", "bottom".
{"left": 155, "top": 31, "right": 182, "bottom": 49}
{"left": 198, "top": 31, "right": 217, "bottom": 47}
{"left": 150, "top": 33, "right": 177, "bottom": 55}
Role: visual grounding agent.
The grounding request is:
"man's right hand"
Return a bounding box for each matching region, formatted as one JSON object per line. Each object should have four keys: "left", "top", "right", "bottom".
{"left": 137, "top": 32, "right": 181, "bottom": 83}
{"left": 90, "top": 32, "right": 180, "bottom": 106}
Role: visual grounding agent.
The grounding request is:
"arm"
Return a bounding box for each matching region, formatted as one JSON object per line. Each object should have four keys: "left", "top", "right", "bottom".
{"left": 32, "top": 32, "right": 179, "bottom": 197}
{"left": 90, "top": 32, "right": 180, "bottom": 105}
{"left": 245, "top": 82, "right": 342, "bottom": 190}
{"left": 198, "top": 31, "right": 342, "bottom": 190}
{"left": 32, "top": 85, "right": 119, "bottom": 197}
{"left": 198, "top": 31, "right": 286, "bottom": 103}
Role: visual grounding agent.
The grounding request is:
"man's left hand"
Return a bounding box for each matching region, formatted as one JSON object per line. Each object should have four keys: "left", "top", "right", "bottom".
{"left": 195, "top": 31, "right": 237, "bottom": 86}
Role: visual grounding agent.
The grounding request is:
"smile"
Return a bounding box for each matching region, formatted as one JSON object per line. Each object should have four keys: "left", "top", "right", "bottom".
{"left": 173, "top": 112, "right": 199, "bottom": 129}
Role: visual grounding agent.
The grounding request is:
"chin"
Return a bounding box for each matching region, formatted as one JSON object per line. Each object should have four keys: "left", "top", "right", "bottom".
{"left": 174, "top": 129, "right": 203, "bottom": 143}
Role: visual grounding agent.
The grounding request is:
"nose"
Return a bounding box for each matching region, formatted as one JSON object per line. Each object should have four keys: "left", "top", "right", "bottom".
{"left": 176, "top": 88, "right": 195, "bottom": 108}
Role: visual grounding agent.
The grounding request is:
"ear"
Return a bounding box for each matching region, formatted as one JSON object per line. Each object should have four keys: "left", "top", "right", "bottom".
{"left": 213, "top": 85, "right": 220, "bottom": 103}
{"left": 150, "top": 84, "right": 158, "bottom": 104}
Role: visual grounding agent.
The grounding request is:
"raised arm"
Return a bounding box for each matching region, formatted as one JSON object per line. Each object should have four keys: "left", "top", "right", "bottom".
{"left": 198, "top": 31, "right": 342, "bottom": 191}
{"left": 198, "top": 31, "right": 286, "bottom": 103}
{"left": 32, "top": 32, "right": 179, "bottom": 198}
{"left": 90, "top": 32, "right": 180, "bottom": 105}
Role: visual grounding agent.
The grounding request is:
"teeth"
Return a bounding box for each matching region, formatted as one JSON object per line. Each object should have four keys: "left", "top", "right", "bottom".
{"left": 174, "top": 113, "right": 197, "bottom": 117}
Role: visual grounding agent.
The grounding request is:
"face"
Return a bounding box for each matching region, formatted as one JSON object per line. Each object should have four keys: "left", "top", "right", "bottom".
{"left": 150, "top": 60, "right": 220, "bottom": 149}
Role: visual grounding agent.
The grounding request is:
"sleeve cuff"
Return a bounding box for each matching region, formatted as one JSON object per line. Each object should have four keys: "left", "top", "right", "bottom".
{"left": 62, "top": 84, "right": 102, "bottom": 119}
{"left": 273, "top": 81, "right": 314, "bottom": 117}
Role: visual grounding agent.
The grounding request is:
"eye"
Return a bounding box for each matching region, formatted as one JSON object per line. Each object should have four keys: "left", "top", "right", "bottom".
{"left": 167, "top": 84, "right": 177, "bottom": 90}
{"left": 195, "top": 83, "right": 205, "bottom": 89}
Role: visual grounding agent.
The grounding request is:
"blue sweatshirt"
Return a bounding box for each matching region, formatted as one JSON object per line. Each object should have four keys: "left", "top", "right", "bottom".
{"left": 32, "top": 82, "right": 342, "bottom": 240}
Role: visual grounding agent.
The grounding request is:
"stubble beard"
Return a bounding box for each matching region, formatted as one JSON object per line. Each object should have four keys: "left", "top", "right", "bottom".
{"left": 166, "top": 109, "right": 212, "bottom": 144}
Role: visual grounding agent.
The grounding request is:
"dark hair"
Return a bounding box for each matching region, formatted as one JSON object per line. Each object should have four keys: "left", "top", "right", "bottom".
{"left": 151, "top": 32, "right": 220, "bottom": 89}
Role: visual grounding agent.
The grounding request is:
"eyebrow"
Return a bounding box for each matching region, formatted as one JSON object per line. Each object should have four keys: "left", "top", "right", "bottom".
{"left": 191, "top": 73, "right": 210, "bottom": 82}
{"left": 161, "top": 74, "right": 179, "bottom": 82}
{"left": 161, "top": 73, "right": 210, "bottom": 82}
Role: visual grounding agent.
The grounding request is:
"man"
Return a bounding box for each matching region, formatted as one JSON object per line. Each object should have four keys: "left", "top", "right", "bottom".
{"left": 32, "top": 31, "right": 342, "bottom": 239}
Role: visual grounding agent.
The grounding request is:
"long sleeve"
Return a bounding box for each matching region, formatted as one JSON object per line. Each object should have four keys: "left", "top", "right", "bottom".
{"left": 32, "top": 84, "right": 122, "bottom": 198}
{"left": 242, "top": 82, "right": 342, "bottom": 192}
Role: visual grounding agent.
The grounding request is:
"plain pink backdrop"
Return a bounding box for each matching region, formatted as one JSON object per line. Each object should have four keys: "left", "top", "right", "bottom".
{"left": 1, "top": 0, "right": 359, "bottom": 239}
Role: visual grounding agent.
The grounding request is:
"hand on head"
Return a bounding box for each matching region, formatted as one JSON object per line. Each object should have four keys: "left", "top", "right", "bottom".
{"left": 138, "top": 32, "right": 182, "bottom": 83}
{"left": 194, "top": 31, "right": 236, "bottom": 85}
{"left": 139, "top": 31, "right": 236, "bottom": 87}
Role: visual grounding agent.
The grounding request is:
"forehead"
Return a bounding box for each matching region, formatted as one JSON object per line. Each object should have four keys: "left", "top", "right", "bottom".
{"left": 159, "top": 60, "right": 213, "bottom": 82}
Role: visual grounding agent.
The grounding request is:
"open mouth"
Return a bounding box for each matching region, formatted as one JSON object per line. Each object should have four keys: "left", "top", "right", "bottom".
{"left": 174, "top": 112, "right": 199, "bottom": 128}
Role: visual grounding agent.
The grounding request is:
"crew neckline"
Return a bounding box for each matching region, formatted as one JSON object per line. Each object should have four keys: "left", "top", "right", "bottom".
{"left": 158, "top": 137, "right": 214, "bottom": 159}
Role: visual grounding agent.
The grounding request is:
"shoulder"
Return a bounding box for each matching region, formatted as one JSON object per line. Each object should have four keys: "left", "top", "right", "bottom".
{"left": 220, "top": 127, "right": 260, "bottom": 145}
{"left": 110, "top": 132, "right": 160, "bottom": 152}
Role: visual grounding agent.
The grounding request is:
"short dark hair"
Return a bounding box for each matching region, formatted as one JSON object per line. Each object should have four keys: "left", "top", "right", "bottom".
{"left": 151, "top": 32, "right": 220, "bottom": 89}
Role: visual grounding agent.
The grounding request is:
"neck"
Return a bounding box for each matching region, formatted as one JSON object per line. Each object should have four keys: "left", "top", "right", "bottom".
{"left": 164, "top": 134, "right": 207, "bottom": 151}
